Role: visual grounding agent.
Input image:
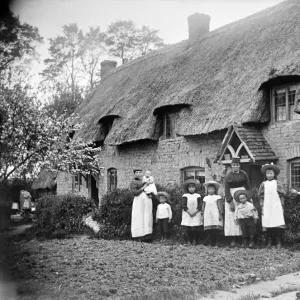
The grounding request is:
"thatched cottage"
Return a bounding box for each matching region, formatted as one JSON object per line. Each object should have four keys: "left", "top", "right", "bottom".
{"left": 55, "top": 0, "right": 300, "bottom": 203}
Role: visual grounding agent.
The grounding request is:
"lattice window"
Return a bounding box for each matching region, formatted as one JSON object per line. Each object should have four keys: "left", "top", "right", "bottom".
{"left": 108, "top": 168, "right": 117, "bottom": 192}
{"left": 272, "top": 85, "right": 300, "bottom": 122}
{"left": 161, "top": 113, "right": 176, "bottom": 139}
{"left": 291, "top": 159, "right": 300, "bottom": 189}
{"left": 182, "top": 167, "right": 205, "bottom": 184}
{"left": 274, "top": 88, "right": 286, "bottom": 121}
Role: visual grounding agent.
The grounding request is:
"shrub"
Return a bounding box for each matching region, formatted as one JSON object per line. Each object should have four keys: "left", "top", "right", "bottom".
{"left": 35, "top": 193, "right": 97, "bottom": 238}
{"left": 283, "top": 191, "right": 300, "bottom": 244}
{"left": 95, "top": 184, "right": 188, "bottom": 240}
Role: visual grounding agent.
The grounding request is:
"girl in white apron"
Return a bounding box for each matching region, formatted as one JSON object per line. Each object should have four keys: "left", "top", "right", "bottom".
{"left": 258, "top": 163, "right": 285, "bottom": 248}
{"left": 181, "top": 179, "right": 202, "bottom": 246}
{"left": 202, "top": 181, "right": 224, "bottom": 247}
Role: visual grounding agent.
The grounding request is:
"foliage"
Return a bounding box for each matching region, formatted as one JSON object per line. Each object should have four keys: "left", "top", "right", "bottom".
{"left": 41, "top": 24, "right": 106, "bottom": 116}
{"left": 0, "top": 67, "right": 101, "bottom": 180}
{"left": 283, "top": 191, "right": 300, "bottom": 244}
{"left": 0, "top": 9, "right": 42, "bottom": 74}
{"left": 106, "top": 20, "right": 165, "bottom": 64}
{"left": 95, "top": 184, "right": 186, "bottom": 240}
{"left": 35, "top": 193, "right": 97, "bottom": 237}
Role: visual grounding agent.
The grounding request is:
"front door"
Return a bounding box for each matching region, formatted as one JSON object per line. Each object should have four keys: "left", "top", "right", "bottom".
{"left": 241, "top": 163, "right": 264, "bottom": 188}
{"left": 91, "top": 176, "right": 99, "bottom": 206}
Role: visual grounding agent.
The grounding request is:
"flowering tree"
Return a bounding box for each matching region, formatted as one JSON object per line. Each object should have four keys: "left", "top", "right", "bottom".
{"left": 0, "top": 68, "right": 101, "bottom": 181}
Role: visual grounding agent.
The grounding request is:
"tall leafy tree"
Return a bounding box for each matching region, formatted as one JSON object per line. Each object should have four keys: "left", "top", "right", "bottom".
{"left": 81, "top": 27, "right": 106, "bottom": 91}
{"left": 42, "top": 23, "right": 84, "bottom": 104}
{"left": 106, "top": 20, "right": 165, "bottom": 64}
{"left": 0, "top": 9, "right": 42, "bottom": 75}
{"left": 0, "top": 68, "right": 101, "bottom": 180}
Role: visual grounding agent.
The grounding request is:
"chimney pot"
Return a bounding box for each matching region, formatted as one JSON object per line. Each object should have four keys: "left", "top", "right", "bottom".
{"left": 187, "top": 13, "right": 210, "bottom": 44}
{"left": 100, "top": 60, "right": 117, "bottom": 79}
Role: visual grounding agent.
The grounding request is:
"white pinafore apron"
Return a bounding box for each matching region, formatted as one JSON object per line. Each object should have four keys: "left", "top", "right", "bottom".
{"left": 262, "top": 180, "right": 285, "bottom": 228}
{"left": 224, "top": 187, "right": 243, "bottom": 236}
{"left": 203, "top": 195, "right": 223, "bottom": 229}
{"left": 131, "top": 192, "right": 153, "bottom": 238}
{"left": 181, "top": 193, "right": 202, "bottom": 227}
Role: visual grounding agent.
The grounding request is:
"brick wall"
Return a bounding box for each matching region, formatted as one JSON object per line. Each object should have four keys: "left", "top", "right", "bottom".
{"left": 56, "top": 118, "right": 300, "bottom": 202}
{"left": 56, "top": 172, "right": 89, "bottom": 197}
{"left": 261, "top": 119, "right": 300, "bottom": 185}
{"left": 97, "top": 132, "right": 226, "bottom": 201}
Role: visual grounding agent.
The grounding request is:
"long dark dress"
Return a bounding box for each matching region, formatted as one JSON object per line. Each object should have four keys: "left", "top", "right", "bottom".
{"left": 224, "top": 170, "right": 251, "bottom": 236}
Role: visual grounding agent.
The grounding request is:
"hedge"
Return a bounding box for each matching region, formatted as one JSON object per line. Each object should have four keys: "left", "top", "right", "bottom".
{"left": 96, "top": 185, "right": 300, "bottom": 244}
{"left": 35, "top": 193, "right": 97, "bottom": 238}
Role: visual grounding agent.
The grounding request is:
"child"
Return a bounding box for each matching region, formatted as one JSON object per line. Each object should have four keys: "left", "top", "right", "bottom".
{"left": 258, "top": 163, "right": 285, "bottom": 249}
{"left": 181, "top": 179, "right": 202, "bottom": 246}
{"left": 202, "top": 181, "right": 223, "bottom": 247}
{"left": 142, "top": 169, "right": 157, "bottom": 197}
{"left": 155, "top": 191, "right": 172, "bottom": 242}
{"left": 234, "top": 190, "right": 258, "bottom": 248}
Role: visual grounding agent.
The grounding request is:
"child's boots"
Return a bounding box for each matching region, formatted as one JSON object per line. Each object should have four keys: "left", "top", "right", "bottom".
{"left": 249, "top": 236, "right": 255, "bottom": 248}
{"left": 242, "top": 238, "right": 248, "bottom": 248}
{"left": 276, "top": 235, "right": 282, "bottom": 249}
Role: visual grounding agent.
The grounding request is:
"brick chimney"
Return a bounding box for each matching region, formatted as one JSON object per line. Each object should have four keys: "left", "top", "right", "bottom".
{"left": 187, "top": 13, "right": 210, "bottom": 44}
{"left": 100, "top": 60, "right": 117, "bottom": 79}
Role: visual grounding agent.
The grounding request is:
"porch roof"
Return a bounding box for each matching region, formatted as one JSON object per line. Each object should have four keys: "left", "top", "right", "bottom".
{"left": 215, "top": 124, "right": 278, "bottom": 163}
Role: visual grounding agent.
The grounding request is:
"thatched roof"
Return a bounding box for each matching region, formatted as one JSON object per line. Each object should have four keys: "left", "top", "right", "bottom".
{"left": 32, "top": 169, "right": 57, "bottom": 190}
{"left": 75, "top": 0, "right": 300, "bottom": 145}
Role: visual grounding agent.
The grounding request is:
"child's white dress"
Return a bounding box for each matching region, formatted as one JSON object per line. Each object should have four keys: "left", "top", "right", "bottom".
{"left": 259, "top": 179, "right": 285, "bottom": 228}
{"left": 143, "top": 176, "right": 157, "bottom": 195}
{"left": 203, "top": 195, "right": 223, "bottom": 230}
{"left": 181, "top": 193, "right": 202, "bottom": 227}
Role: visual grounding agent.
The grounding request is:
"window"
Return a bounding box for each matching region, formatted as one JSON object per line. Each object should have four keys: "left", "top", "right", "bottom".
{"left": 182, "top": 167, "right": 205, "bottom": 184}
{"left": 74, "top": 174, "right": 82, "bottom": 191}
{"left": 108, "top": 168, "right": 117, "bottom": 192}
{"left": 161, "top": 113, "right": 176, "bottom": 139}
{"left": 272, "top": 85, "right": 300, "bottom": 122}
{"left": 291, "top": 159, "right": 300, "bottom": 189}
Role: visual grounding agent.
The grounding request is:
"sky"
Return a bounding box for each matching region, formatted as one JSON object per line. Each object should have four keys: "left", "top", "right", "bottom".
{"left": 10, "top": 0, "right": 285, "bottom": 86}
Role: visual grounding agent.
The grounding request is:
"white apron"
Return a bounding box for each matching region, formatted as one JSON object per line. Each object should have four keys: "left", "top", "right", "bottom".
{"left": 224, "top": 187, "right": 243, "bottom": 236}
{"left": 181, "top": 193, "right": 202, "bottom": 227}
{"left": 203, "top": 195, "right": 223, "bottom": 229}
{"left": 131, "top": 192, "right": 153, "bottom": 238}
{"left": 262, "top": 180, "right": 285, "bottom": 228}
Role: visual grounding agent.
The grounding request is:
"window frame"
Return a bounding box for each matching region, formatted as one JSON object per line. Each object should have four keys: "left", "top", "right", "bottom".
{"left": 181, "top": 167, "right": 206, "bottom": 184}
{"left": 107, "top": 168, "right": 117, "bottom": 192}
{"left": 290, "top": 158, "right": 300, "bottom": 189}
{"left": 271, "top": 84, "right": 300, "bottom": 123}
{"left": 161, "top": 112, "right": 177, "bottom": 140}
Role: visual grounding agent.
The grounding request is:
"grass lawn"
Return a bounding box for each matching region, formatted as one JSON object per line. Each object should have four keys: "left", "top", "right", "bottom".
{"left": 2, "top": 234, "right": 300, "bottom": 300}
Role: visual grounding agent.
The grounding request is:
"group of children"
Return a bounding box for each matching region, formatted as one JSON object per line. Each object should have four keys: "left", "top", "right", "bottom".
{"left": 142, "top": 163, "right": 286, "bottom": 248}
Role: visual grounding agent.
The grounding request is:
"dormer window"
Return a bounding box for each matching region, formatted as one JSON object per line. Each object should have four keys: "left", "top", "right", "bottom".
{"left": 271, "top": 85, "right": 300, "bottom": 122}
{"left": 161, "top": 113, "right": 177, "bottom": 139}
{"left": 95, "top": 115, "right": 119, "bottom": 144}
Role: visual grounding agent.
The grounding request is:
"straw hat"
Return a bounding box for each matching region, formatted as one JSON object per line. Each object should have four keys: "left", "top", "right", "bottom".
{"left": 182, "top": 179, "right": 201, "bottom": 192}
{"left": 157, "top": 191, "right": 171, "bottom": 202}
{"left": 261, "top": 162, "right": 280, "bottom": 175}
{"left": 204, "top": 181, "right": 220, "bottom": 191}
{"left": 234, "top": 189, "right": 252, "bottom": 202}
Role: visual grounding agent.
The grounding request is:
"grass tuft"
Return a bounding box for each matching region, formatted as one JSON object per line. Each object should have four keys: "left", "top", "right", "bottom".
{"left": 269, "top": 285, "right": 300, "bottom": 297}
{"left": 237, "top": 292, "right": 261, "bottom": 300}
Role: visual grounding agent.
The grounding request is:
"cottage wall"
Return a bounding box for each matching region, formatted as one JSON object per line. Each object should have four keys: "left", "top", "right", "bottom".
{"left": 56, "top": 172, "right": 89, "bottom": 197}
{"left": 97, "top": 132, "right": 226, "bottom": 201}
{"left": 262, "top": 119, "right": 300, "bottom": 185}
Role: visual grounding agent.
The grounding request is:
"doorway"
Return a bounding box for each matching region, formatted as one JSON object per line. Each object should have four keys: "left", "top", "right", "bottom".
{"left": 241, "top": 163, "right": 264, "bottom": 188}
{"left": 91, "top": 176, "right": 99, "bottom": 206}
